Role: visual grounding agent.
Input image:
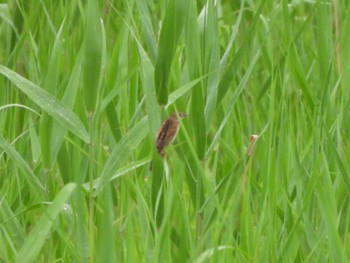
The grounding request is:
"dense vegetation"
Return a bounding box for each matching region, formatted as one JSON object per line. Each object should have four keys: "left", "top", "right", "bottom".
{"left": 1, "top": 0, "right": 350, "bottom": 262}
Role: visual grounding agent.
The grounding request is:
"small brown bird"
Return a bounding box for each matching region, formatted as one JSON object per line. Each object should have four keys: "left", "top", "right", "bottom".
{"left": 156, "top": 112, "right": 188, "bottom": 157}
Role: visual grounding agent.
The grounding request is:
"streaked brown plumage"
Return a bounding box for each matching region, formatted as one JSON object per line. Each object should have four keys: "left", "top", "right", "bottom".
{"left": 156, "top": 112, "right": 187, "bottom": 157}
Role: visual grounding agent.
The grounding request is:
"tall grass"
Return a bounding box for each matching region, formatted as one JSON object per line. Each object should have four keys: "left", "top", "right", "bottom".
{"left": 1, "top": 0, "right": 350, "bottom": 262}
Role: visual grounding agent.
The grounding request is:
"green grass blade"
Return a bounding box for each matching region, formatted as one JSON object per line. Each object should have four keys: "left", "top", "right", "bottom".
{"left": 206, "top": 50, "right": 260, "bottom": 159}
{"left": 81, "top": 158, "right": 151, "bottom": 191}
{"left": 94, "top": 117, "right": 149, "bottom": 196}
{"left": 50, "top": 50, "right": 83, "bottom": 165}
{"left": 154, "top": 0, "right": 186, "bottom": 105}
{"left": 202, "top": 0, "right": 220, "bottom": 128}
{"left": 135, "top": 0, "right": 157, "bottom": 62}
{"left": 165, "top": 75, "right": 207, "bottom": 109}
{"left": 15, "top": 183, "right": 76, "bottom": 263}
{"left": 82, "top": 0, "right": 102, "bottom": 114}
{"left": 96, "top": 185, "right": 116, "bottom": 262}
{"left": 184, "top": 0, "right": 206, "bottom": 159}
{"left": 216, "top": 0, "right": 265, "bottom": 108}
{"left": 137, "top": 39, "right": 160, "bottom": 140}
{"left": 318, "top": 167, "right": 347, "bottom": 263}
{"left": 0, "top": 65, "right": 90, "bottom": 143}
{"left": 0, "top": 134, "right": 45, "bottom": 191}
{"left": 72, "top": 188, "right": 89, "bottom": 263}
{"left": 220, "top": 0, "right": 244, "bottom": 67}
{"left": 0, "top": 192, "right": 26, "bottom": 249}
{"left": 39, "top": 18, "right": 65, "bottom": 168}
{"left": 340, "top": 3, "right": 350, "bottom": 93}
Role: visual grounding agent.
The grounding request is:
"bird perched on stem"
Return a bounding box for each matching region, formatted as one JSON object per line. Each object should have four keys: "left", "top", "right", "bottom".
{"left": 156, "top": 112, "right": 188, "bottom": 157}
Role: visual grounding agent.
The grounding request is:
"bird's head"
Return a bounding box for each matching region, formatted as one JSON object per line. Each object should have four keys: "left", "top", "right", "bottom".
{"left": 171, "top": 112, "right": 188, "bottom": 119}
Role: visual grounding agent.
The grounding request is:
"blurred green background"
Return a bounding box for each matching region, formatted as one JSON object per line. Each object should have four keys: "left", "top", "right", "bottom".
{"left": 1, "top": 0, "right": 350, "bottom": 262}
